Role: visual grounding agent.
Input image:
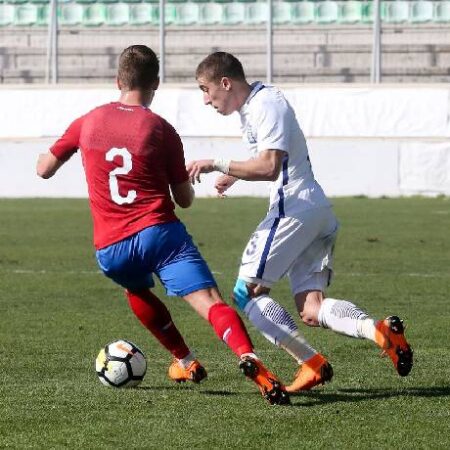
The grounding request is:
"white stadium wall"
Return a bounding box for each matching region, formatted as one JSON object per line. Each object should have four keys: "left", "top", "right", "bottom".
{"left": 0, "top": 85, "right": 449, "bottom": 198}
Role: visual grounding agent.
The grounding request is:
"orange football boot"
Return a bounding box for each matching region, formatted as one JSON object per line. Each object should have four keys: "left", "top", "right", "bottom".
{"left": 239, "top": 356, "right": 290, "bottom": 405}
{"left": 168, "top": 359, "right": 207, "bottom": 384}
{"left": 286, "top": 353, "right": 333, "bottom": 393}
{"left": 375, "top": 316, "right": 413, "bottom": 376}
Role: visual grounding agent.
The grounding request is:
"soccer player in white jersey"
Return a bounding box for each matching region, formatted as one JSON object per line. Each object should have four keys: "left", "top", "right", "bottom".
{"left": 187, "top": 52, "right": 413, "bottom": 392}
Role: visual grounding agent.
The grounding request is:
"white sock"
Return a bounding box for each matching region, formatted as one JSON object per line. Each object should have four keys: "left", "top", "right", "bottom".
{"left": 318, "top": 298, "right": 376, "bottom": 341}
{"left": 177, "top": 352, "right": 196, "bottom": 368}
{"left": 244, "top": 295, "right": 317, "bottom": 363}
{"left": 240, "top": 352, "right": 258, "bottom": 360}
{"left": 357, "top": 318, "right": 377, "bottom": 342}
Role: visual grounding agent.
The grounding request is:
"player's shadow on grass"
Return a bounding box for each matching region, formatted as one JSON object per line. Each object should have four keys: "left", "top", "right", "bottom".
{"left": 200, "top": 389, "right": 238, "bottom": 397}
{"left": 137, "top": 386, "right": 239, "bottom": 397}
{"left": 136, "top": 386, "right": 450, "bottom": 406}
{"left": 137, "top": 385, "right": 206, "bottom": 391}
{"left": 294, "top": 386, "right": 450, "bottom": 407}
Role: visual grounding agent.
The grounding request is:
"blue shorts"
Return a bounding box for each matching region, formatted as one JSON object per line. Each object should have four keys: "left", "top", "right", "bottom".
{"left": 96, "top": 221, "right": 217, "bottom": 296}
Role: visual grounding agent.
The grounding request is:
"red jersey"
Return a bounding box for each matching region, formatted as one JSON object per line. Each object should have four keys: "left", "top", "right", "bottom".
{"left": 50, "top": 102, "right": 188, "bottom": 249}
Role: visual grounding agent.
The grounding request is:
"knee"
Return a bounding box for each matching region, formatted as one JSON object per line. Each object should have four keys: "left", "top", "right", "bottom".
{"left": 300, "top": 310, "right": 320, "bottom": 327}
{"left": 297, "top": 296, "right": 322, "bottom": 327}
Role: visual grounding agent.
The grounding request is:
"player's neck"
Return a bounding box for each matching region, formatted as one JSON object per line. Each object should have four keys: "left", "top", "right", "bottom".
{"left": 236, "top": 83, "right": 253, "bottom": 111}
{"left": 118, "top": 90, "right": 153, "bottom": 107}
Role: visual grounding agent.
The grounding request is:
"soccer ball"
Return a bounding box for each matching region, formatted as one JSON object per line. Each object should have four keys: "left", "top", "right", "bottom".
{"left": 95, "top": 339, "right": 147, "bottom": 388}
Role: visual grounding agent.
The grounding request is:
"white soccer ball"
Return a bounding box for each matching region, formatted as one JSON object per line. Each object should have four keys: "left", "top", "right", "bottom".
{"left": 95, "top": 339, "right": 147, "bottom": 388}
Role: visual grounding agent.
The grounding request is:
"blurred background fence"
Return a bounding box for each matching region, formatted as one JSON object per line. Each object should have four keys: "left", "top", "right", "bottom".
{"left": 0, "top": 0, "right": 449, "bottom": 84}
{"left": 1, "top": 1, "right": 449, "bottom": 199}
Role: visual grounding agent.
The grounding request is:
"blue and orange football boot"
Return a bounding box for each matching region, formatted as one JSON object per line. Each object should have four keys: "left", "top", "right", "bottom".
{"left": 239, "top": 356, "right": 290, "bottom": 405}
{"left": 286, "top": 353, "right": 333, "bottom": 393}
{"left": 375, "top": 316, "right": 413, "bottom": 376}
{"left": 168, "top": 359, "right": 207, "bottom": 384}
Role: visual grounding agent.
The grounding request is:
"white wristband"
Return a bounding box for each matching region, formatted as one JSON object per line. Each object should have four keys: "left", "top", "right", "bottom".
{"left": 213, "top": 158, "right": 231, "bottom": 174}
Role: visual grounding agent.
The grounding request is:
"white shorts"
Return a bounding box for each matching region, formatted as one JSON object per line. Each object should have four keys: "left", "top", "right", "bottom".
{"left": 238, "top": 206, "right": 339, "bottom": 295}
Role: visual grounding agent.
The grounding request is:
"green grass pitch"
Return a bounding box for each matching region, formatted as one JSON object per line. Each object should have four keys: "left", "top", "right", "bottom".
{"left": 1, "top": 197, "right": 449, "bottom": 448}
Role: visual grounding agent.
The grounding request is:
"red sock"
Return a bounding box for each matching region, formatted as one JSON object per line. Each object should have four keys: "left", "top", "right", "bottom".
{"left": 126, "top": 289, "right": 190, "bottom": 360}
{"left": 208, "top": 302, "right": 254, "bottom": 357}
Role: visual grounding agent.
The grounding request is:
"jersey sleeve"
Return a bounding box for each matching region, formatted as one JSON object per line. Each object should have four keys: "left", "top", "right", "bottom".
{"left": 163, "top": 121, "right": 189, "bottom": 185}
{"left": 255, "top": 99, "right": 291, "bottom": 154}
{"left": 50, "top": 116, "right": 84, "bottom": 162}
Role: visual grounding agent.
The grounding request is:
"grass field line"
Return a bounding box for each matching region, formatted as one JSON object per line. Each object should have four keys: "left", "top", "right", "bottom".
{"left": 339, "top": 272, "right": 449, "bottom": 278}
{"left": 3, "top": 268, "right": 449, "bottom": 278}
{"left": 5, "top": 268, "right": 224, "bottom": 276}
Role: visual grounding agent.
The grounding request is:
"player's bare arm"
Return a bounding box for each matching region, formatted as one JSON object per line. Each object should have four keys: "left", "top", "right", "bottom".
{"left": 170, "top": 180, "right": 195, "bottom": 208}
{"left": 187, "top": 149, "right": 285, "bottom": 184}
{"left": 227, "top": 150, "right": 285, "bottom": 181}
{"left": 36, "top": 151, "right": 65, "bottom": 179}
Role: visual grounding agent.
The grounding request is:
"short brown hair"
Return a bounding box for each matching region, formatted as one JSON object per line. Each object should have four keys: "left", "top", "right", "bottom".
{"left": 196, "top": 52, "right": 246, "bottom": 83}
{"left": 118, "top": 45, "right": 159, "bottom": 90}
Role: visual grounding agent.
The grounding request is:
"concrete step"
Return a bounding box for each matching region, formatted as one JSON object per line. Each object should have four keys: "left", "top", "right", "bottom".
{"left": 1, "top": 24, "right": 449, "bottom": 83}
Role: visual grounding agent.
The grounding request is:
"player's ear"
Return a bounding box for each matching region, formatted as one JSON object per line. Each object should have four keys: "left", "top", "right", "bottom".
{"left": 116, "top": 77, "right": 122, "bottom": 90}
{"left": 221, "top": 77, "right": 232, "bottom": 91}
{"left": 153, "top": 77, "right": 160, "bottom": 91}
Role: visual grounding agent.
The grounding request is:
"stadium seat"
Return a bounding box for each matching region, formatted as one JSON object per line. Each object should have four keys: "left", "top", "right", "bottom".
{"left": 362, "top": 0, "right": 373, "bottom": 23}
{"left": 245, "top": 1, "right": 267, "bottom": 24}
{"left": 291, "top": 1, "right": 315, "bottom": 24}
{"left": 37, "top": 4, "right": 49, "bottom": 25}
{"left": 0, "top": 4, "right": 15, "bottom": 25}
{"left": 385, "top": 0, "right": 410, "bottom": 23}
{"left": 106, "top": 3, "right": 130, "bottom": 25}
{"left": 164, "top": 3, "right": 177, "bottom": 23}
{"left": 273, "top": 1, "right": 291, "bottom": 24}
{"left": 83, "top": 3, "right": 107, "bottom": 25}
{"left": 5, "top": 0, "right": 27, "bottom": 4}
{"left": 99, "top": 0, "right": 120, "bottom": 5}
{"left": 435, "top": 1, "right": 450, "bottom": 22}
{"left": 410, "top": 1, "right": 433, "bottom": 23}
{"left": 175, "top": 2, "right": 200, "bottom": 24}
{"left": 315, "top": 0, "right": 339, "bottom": 24}
{"left": 29, "top": 0, "right": 49, "bottom": 5}
{"left": 222, "top": 2, "right": 245, "bottom": 24}
{"left": 14, "top": 3, "right": 39, "bottom": 25}
{"left": 60, "top": 3, "right": 84, "bottom": 25}
{"left": 198, "top": 2, "right": 223, "bottom": 24}
{"left": 339, "top": 0, "right": 363, "bottom": 23}
{"left": 362, "top": 0, "right": 387, "bottom": 24}
{"left": 76, "top": 0, "right": 96, "bottom": 4}
{"left": 129, "top": 3, "right": 156, "bottom": 24}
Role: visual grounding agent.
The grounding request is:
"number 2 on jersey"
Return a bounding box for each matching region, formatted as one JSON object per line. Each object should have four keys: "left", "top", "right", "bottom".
{"left": 105, "top": 148, "right": 137, "bottom": 205}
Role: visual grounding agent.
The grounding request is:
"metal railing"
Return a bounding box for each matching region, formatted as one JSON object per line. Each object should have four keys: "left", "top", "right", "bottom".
{"left": 45, "top": 0, "right": 383, "bottom": 85}
{"left": 46, "top": 0, "right": 59, "bottom": 84}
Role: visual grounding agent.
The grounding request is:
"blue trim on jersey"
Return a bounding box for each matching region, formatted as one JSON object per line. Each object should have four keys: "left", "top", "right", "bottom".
{"left": 256, "top": 217, "right": 281, "bottom": 279}
{"left": 246, "top": 82, "right": 266, "bottom": 105}
{"left": 276, "top": 153, "right": 289, "bottom": 218}
{"left": 253, "top": 83, "right": 266, "bottom": 96}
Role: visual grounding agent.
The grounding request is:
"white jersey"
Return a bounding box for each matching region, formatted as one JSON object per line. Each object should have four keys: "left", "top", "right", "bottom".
{"left": 239, "top": 82, "right": 331, "bottom": 218}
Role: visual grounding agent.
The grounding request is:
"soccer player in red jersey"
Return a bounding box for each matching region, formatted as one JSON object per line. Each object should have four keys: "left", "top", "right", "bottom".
{"left": 36, "top": 45, "right": 289, "bottom": 405}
